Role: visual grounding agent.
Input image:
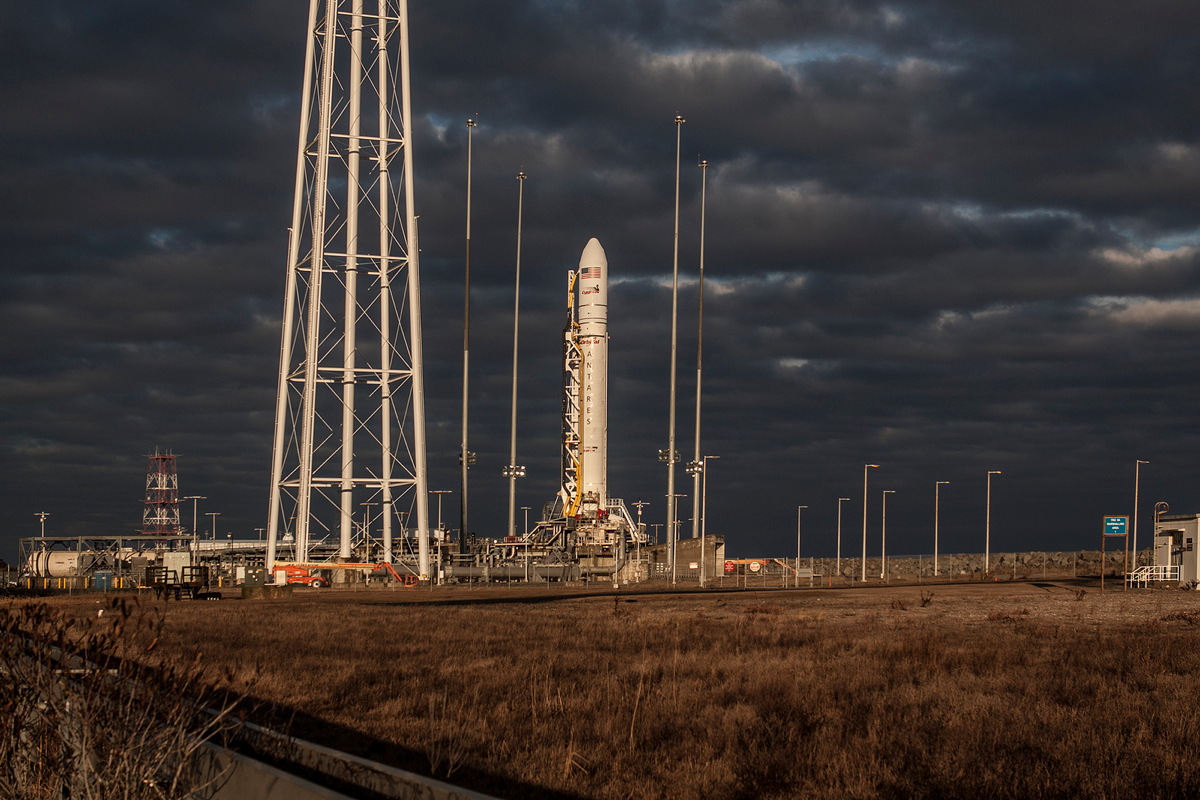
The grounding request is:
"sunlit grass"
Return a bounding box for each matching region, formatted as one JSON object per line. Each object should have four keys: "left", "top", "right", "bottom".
{"left": 47, "top": 584, "right": 1200, "bottom": 799}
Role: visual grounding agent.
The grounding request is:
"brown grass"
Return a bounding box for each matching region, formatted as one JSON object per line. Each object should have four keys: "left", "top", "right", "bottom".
{"left": 33, "top": 582, "right": 1200, "bottom": 799}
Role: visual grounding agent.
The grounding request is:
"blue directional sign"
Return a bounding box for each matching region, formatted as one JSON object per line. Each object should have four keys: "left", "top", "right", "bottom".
{"left": 1103, "top": 515, "right": 1129, "bottom": 536}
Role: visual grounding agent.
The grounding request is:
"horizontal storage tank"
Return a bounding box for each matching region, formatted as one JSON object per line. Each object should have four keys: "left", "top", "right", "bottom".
{"left": 24, "top": 551, "right": 95, "bottom": 578}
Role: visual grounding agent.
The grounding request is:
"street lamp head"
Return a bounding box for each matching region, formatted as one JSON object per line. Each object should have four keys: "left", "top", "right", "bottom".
{"left": 883, "top": 490, "right": 896, "bottom": 496}
{"left": 866, "top": 464, "right": 880, "bottom": 469}
{"left": 988, "top": 470, "right": 1002, "bottom": 476}
{"left": 1137, "top": 459, "right": 1149, "bottom": 465}
{"left": 936, "top": 481, "right": 950, "bottom": 486}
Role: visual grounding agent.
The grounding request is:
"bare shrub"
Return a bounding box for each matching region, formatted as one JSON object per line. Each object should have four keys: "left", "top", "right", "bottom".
{"left": 920, "top": 591, "right": 935, "bottom": 607}
{"left": 0, "top": 598, "right": 247, "bottom": 800}
{"left": 1161, "top": 610, "right": 1200, "bottom": 626}
{"left": 891, "top": 598, "right": 909, "bottom": 611}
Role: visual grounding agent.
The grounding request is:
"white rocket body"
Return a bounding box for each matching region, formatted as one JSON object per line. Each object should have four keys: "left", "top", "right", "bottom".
{"left": 576, "top": 238, "right": 608, "bottom": 505}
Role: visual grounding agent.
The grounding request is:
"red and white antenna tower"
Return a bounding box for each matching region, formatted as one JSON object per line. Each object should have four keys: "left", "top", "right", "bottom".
{"left": 142, "top": 449, "right": 181, "bottom": 535}
{"left": 265, "top": 0, "right": 430, "bottom": 580}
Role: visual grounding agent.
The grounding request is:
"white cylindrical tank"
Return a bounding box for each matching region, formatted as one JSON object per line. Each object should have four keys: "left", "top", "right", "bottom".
{"left": 25, "top": 551, "right": 83, "bottom": 578}
{"left": 576, "top": 238, "right": 608, "bottom": 504}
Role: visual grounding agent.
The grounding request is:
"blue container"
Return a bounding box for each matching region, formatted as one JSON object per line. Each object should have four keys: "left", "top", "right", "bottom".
{"left": 92, "top": 571, "right": 114, "bottom": 591}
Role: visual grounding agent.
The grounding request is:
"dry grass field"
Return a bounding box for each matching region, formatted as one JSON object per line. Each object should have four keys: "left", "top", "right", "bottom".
{"left": 30, "top": 581, "right": 1200, "bottom": 799}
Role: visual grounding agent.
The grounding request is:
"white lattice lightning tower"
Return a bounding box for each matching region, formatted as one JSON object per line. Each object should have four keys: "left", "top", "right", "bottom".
{"left": 266, "top": 0, "right": 430, "bottom": 580}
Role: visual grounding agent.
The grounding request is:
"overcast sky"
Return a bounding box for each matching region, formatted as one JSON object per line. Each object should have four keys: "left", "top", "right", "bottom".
{"left": 3, "top": 0, "right": 1200, "bottom": 564}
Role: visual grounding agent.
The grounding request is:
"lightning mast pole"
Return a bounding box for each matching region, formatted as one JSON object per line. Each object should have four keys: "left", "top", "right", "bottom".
{"left": 267, "top": 0, "right": 430, "bottom": 580}
{"left": 461, "top": 118, "right": 476, "bottom": 548}
{"left": 505, "top": 172, "right": 528, "bottom": 538}
{"left": 688, "top": 159, "right": 708, "bottom": 543}
{"left": 665, "top": 114, "right": 685, "bottom": 587}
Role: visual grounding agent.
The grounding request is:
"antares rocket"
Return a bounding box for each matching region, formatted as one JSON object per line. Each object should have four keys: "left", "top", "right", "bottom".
{"left": 556, "top": 239, "right": 641, "bottom": 549}
{"left": 561, "top": 238, "right": 609, "bottom": 511}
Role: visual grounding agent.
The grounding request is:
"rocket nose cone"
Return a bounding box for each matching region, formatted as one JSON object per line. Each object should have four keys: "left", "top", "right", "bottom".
{"left": 580, "top": 238, "right": 607, "bottom": 268}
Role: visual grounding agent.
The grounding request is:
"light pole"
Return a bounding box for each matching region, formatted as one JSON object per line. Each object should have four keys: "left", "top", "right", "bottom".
{"left": 861, "top": 464, "right": 879, "bottom": 581}
{"left": 650, "top": 523, "right": 663, "bottom": 545}
{"left": 985, "top": 470, "right": 1001, "bottom": 574}
{"left": 700, "top": 455, "right": 719, "bottom": 588}
{"left": 795, "top": 505, "right": 808, "bottom": 589}
{"left": 881, "top": 490, "right": 895, "bottom": 581}
{"left": 182, "top": 496, "right": 205, "bottom": 567}
{"left": 1133, "top": 460, "right": 1149, "bottom": 570}
{"left": 460, "top": 116, "right": 477, "bottom": 550}
{"left": 35, "top": 511, "right": 49, "bottom": 538}
{"left": 664, "top": 113, "right": 685, "bottom": 589}
{"left": 430, "top": 490, "right": 451, "bottom": 534}
{"left": 836, "top": 497, "right": 850, "bottom": 580}
{"left": 206, "top": 512, "right": 220, "bottom": 542}
{"left": 182, "top": 496, "right": 205, "bottom": 536}
{"left": 668, "top": 492, "right": 686, "bottom": 583}
{"left": 934, "top": 481, "right": 949, "bottom": 577}
{"left": 1155, "top": 501, "right": 1169, "bottom": 555}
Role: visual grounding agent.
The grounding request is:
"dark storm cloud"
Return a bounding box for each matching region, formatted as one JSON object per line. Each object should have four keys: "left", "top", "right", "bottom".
{"left": 2, "top": 0, "right": 1199, "bottom": 563}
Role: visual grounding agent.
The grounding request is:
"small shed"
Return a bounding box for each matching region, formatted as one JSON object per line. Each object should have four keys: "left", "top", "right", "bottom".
{"left": 1153, "top": 513, "right": 1200, "bottom": 585}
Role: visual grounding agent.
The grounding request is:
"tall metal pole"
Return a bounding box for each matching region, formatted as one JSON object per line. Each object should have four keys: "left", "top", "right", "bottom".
{"left": 430, "top": 490, "right": 450, "bottom": 533}
{"left": 700, "top": 455, "right": 719, "bottom": 588}
{"left": 35, "top": 511, "right": 49, "bottom": 538}
{"left": 985, "top": 470, "right": 1001, "bottom": 574}
{"left": 183, "top": 496, "right": 205, "bottom": 566}
{"left": 505, "top": 172, "right": 528, "bottom": 539}
{"left": 1133, "top": 460, "right": 1148, "bottom": 571}
{"left": 665, "top": 114, "right": 685, "bottom": 587}
{"left": 934, "top": 481, "right": 949, "bottom": 577}
{"left": 461, "top": 117, "right": 477, "bottom": 549}
{"left": 397, "top": 0, "right": 430, "bottom": 581}
{"left": 861, "top": 464, "right": 879, "bottom": 581}
{"left": 795, "top": 505, "right": 808, "bottom": 589}
{"left": 881, "top": 490, "right": 895, "bottom": 581}
{"left": 182, "top": 496, "right": 205, "bottom": 538}
{"left": 689, "top": 159, "right": 709, "bottom": 542}
{"left": 836, "top": 497, "right": 849, "bottom": 580}
{"left": 207, "top": 512, "right": 220, "bottom": 541}
{"left": 337, "top": 0, "right": 366, "bottom": 561}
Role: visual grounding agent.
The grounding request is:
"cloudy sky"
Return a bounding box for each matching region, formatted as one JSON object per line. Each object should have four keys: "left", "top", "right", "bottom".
{"left": 3, "top": 0, "right": 1200, "bottom": 564}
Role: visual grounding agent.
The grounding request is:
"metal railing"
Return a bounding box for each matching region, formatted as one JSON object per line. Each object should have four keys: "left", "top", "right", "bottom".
{"left": 1126, "top": 564, "right": 1179, "bottom": 588}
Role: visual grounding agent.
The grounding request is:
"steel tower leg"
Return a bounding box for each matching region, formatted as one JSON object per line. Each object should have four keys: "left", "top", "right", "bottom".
{"left": 267, "top": 0, "right": 429, "bottom": 581}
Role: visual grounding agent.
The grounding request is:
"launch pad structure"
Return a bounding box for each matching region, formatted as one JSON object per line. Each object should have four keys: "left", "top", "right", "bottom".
{"left": 445, "top": 239, "right": 649, "bottom": 583}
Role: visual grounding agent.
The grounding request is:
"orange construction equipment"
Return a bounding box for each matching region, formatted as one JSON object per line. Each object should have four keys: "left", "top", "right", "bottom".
{"left": 273, "top": 562, "right": 420, "bottom": 587}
